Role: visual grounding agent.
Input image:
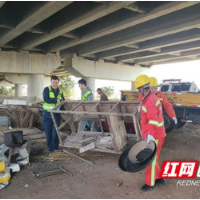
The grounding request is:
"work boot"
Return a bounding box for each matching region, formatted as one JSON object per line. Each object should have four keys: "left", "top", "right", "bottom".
{"left": 141, "top": 184, "right": 156, "bottom": 192}
{"left": 155, "top": 179, "right": 166, "bottom": 186}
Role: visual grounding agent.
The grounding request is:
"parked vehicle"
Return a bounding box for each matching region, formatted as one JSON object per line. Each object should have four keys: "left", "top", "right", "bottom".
{"left": 121, "top": 81, "right": 200, "bottom": 133}
{"left": 159, "top": 79, "right": 199, "bottom": 93}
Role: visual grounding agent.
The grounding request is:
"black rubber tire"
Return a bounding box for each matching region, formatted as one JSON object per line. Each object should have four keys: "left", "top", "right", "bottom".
{"left": 163, "top": 111, "right": 176, "bottom": 133}
{"left": 176, "top": 120, "right": 186, "bottom": 129}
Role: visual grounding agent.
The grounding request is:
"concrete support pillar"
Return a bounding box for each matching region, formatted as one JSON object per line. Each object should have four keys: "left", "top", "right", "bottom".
{"left": 27, "top": 75, "right": 44, "bottom": 102}
{"left": 15, "top": 84, "right": 24, "bottom": 97}
{"left": 131, "top": 81, "right": 136, "bottom": 91}
{"left": 84, "top": 77, "right": 96, "bottom": 100}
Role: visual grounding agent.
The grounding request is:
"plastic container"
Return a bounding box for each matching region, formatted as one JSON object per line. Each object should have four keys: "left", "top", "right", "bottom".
{"left": 0, "top": 161, "right": 5, "bottom": 172}
{"left": 0, "top": 166, "right": 11, "bottom": 183}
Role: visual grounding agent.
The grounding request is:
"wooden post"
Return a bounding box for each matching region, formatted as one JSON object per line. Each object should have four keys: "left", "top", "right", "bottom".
{"left": 107, "top": 114, "right": 127, "bottom": 152}
{"left": 66, "top": 102, "right": 79, "bottom": 134}
{"left": 58, "top": 117, "right": 71, "bottom": 131}
{"left": 51, "top": 112, "right": 63, "bottom": 146}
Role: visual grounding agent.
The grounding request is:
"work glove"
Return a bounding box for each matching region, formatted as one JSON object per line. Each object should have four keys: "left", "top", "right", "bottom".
{"left": 147, "top": 134, "right": 155, "bottom": 144}
{"left": 137, "top": 105, "right": 141, "bottom": 112}
{"left": 172, "top": 117, "right": 178, "bottom": 124}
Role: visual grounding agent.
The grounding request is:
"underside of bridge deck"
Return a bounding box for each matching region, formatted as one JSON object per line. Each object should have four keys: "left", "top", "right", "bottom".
{"left": 0, "top": 1, "right": 200, "bottom": 68}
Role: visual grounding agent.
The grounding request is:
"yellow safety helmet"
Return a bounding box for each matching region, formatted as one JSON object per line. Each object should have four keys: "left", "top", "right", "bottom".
{"left": 150, "top": 77, "right": 158, "bottom": 87}
{"left": 135, "top": 75, "right": 151, "bottom": 89}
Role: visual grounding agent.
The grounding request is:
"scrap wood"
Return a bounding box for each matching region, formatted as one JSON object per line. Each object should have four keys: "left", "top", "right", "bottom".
{"left": 4, "top": 106, "right": 37, "bottom": 128}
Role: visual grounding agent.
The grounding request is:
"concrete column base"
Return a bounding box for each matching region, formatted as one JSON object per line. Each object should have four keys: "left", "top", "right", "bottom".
{"left": 27, "top": 75, "right": 44, "bottom": 102}
{"left": 15, "top": 84, "right": 24, "bottom": 97}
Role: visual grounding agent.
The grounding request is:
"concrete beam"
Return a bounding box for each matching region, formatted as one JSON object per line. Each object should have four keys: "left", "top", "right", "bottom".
{"left": 125, "top": 44, "right": 139, "bottom": 49}
{"left": 0, "top": 1, "right": 5, "bottom": 8}
{"left": 117, "top": 51, "right": 157, "bottom": 62}
{"left": 95, "top": 47, "right": 135, "bottom": 59}
{"left": 125, "top": 2, "right": 147, "bottom": 14}
{"left": 0, "top": 80, "right": 14, "bottom": 87}
{"left": 76, "top": 4, "right": 200, "bottom": 55}
{"left": 0, "top": 2, "right": 72, "bottom": 46}
{"left": 149, "top": 57, "right": 199, "bottom": 66}
{"left": 64, "top": 55, "right": 150, "bottom": 82}
{"left": 0, "top": 50, "right": 60, "bottom": 74}
{"left": 5, "top": 74, "right": 27, "bottom": 84}
{"left": 117, "top": 40, "right": 200, "bottom": 61}
{"left": 136, "top": 49, "right": 200, "bottom": 64}
{"left": 4, "top": 74, "right": 51, "bottom": 86}
{"left": 22, "top": 1, "right": 134, "bottom": 49}
{"left": 150, "top": 48, "right": 161, "bottom": 53}
{"left": 168, "top": 52, "right": 181, "bottom": 56}
{"left": 50, "top": 1, "right": 199, "bottom": 52}
{"left": 62, "top": 32, "right": 80, "bottom": 39}
{"left": 95, "top": 47, "right": 139, "bottom": 59}
{"left": 97, "top": 29, "right": 200, "bottom": 58}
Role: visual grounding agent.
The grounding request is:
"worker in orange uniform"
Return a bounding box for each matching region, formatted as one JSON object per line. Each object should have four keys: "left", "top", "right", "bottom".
{"left": 138, "top": 77, "right": 177, "bottom": 125}
{"left": 135, "top": 75, "right": 166, "bottom": 192}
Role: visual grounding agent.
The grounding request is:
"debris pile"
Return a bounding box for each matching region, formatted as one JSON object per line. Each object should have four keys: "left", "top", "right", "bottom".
{"left": 0, "top": 130, "right": 32, "bottom": 190}
{"left": 0, "top": 105, "right": 71, "bottom": 132}
{"left": 4, "top": 105, "right": 37, "bottom": 128}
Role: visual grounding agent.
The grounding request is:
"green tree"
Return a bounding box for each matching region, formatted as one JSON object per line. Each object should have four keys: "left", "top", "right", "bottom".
{"left": 101, "top": 86, "right": 114, "bottom": 98}
{"left": 59, "top": 76, "right": 75, "bottom": 99}
{"left": 0, "top": 86, "right": 8, "bottom": 95}
{"left": 8, "top": 87, "right": 15, "bottom": 95}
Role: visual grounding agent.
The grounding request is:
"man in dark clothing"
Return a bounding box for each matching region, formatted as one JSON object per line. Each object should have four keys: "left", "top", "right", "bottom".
{"left": 42, "top": 76, "right": 65, "bottom": 152}
{"left": 97, "top": 88, "right": 109, "bottom": 101}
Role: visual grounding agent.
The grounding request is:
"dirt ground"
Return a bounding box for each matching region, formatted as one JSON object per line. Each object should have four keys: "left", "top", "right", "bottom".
{"left": 1, "top": 124, "right": 200, "bottom": 199}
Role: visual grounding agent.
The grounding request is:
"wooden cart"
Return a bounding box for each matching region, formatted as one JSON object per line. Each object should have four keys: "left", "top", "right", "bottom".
{"left": 49, "top": 101, "right": 141, "bottom": 154}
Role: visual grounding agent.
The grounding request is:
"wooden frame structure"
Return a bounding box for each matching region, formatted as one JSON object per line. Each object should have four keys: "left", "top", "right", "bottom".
{"left": 49, "top": 101, "right": 141, "bottom": 154}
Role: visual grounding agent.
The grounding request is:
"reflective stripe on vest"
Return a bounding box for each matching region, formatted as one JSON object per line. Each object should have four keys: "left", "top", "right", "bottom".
{"left": 149, "top": 120, "right": 164, "bottom": 127}
{"left": 156, "top": 99, "right": 161, "bottom": 106}
{"left": 142, "top": 105, "right": 147, "bottom": 113}
{"left": 43, "top": 86, "right": 62, "bottom": 111}
{"left": 82, "top": 90, "right": 92, "bottom": 101}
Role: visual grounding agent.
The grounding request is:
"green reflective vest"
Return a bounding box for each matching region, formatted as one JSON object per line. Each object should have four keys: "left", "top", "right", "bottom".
{"left": 43, "top": 86, "right": 63, "bottom": 111}
{"left": 82, "top": 90, "right": 92, "bottom": 101}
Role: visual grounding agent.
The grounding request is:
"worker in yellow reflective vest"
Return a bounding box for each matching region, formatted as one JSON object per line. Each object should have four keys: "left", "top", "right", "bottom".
{"left": 78, "top": 78, "right": 97, "bottom": 131}
{"left": 43, "top": 76, "right": 65, "bottom": 152}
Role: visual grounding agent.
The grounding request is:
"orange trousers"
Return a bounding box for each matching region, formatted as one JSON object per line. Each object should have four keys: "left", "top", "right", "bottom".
{"left": 145, "top": 138, "right": 165, "bottom": 186}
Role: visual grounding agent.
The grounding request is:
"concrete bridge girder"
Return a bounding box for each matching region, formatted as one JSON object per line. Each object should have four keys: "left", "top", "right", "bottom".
{"left": 64, "top": 55, "right": 150, "bottom": 82}
{"left": 0, "top": 50, "right": 61, "bottom": 74}
{"left": 4, "top": 74, "right": 50, "bottom": 85}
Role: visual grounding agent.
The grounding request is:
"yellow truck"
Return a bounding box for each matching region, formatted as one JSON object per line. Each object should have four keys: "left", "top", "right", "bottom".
{"left": 121, "top": 90, "right": 200, "bottom": 133}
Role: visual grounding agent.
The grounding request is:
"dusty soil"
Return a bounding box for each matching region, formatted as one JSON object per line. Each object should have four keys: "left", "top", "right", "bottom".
{"left": 1, "top": 124, "right": 200, "bottom": 199}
